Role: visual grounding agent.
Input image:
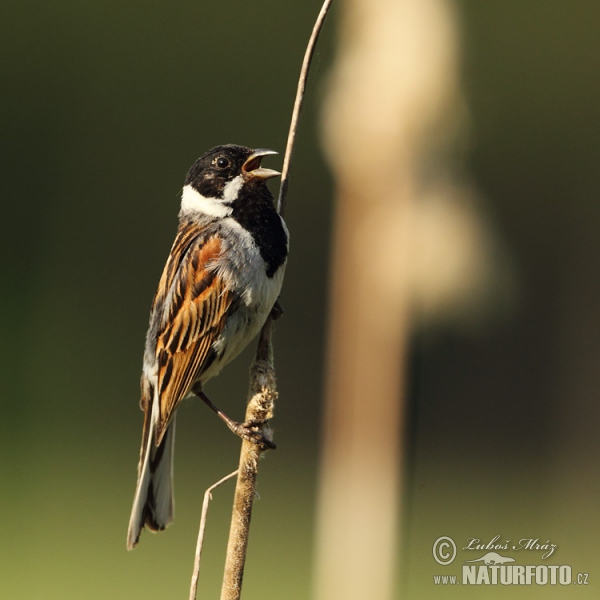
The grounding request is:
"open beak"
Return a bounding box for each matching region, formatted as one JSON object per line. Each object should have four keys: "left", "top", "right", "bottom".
{"left": 242, "top": 148, "right": 280, "bottom": 180}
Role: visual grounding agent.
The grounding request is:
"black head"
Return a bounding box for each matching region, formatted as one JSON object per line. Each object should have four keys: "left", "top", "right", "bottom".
{"left": 184, "top": 144, "right": 279, "bottom": 200}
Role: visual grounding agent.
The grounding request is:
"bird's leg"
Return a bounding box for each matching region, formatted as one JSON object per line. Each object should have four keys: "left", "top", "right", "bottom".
{"left": 270, "top": 299, "right": 284, "bottom": 320}
{"left": 193, "top": 385, "right": 276, "bottom": 450}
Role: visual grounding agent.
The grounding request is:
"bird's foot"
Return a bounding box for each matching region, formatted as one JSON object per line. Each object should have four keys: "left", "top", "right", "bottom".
{"left": 225, "top": 418, "right": 276, "bottom": 450}
{"left": 194, "top": 386, "right": 276, "bottom": 450}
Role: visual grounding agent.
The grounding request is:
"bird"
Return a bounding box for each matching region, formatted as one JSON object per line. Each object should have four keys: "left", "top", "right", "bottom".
{"left": 127, "top": 144, "right": 288, "bottom": 550}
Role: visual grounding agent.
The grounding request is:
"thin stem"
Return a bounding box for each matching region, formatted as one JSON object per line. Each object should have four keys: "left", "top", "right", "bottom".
{"left": 277, "top": 0, "right": 334, "bottom": 218}
{"left": 189, "top": 470, "right": 239, "bottom": 600}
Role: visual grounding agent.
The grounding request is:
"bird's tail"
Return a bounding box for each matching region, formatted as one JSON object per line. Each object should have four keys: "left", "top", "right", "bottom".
{"left": 127, "top": 401, "right": 176, "bottom": 550}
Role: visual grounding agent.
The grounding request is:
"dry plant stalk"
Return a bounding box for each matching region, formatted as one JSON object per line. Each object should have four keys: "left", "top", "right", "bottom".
{"left": 189, "top": 470, "right": 238, "bottom": 600}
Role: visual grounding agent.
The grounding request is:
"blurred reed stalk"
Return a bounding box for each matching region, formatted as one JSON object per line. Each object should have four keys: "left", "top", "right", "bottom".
{"left": 314, "top": 1, "right": 472, "bottom": 599}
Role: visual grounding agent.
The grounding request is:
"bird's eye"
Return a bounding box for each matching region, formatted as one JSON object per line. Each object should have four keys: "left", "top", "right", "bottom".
{"left": 215, "top": 156, "right": 230, "bottom": 169}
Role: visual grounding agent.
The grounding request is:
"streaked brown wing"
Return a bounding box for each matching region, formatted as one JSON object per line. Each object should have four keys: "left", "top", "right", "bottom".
{"left": 152, "top": 227, "right": 233, "bottom": 443}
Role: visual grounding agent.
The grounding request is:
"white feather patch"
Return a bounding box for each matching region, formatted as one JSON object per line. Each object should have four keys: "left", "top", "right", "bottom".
{"left": 222, "top": 175, "right": 244, "bottom": 203}
{"left": 180, "top": 185, "right": 232, "bottom": 218}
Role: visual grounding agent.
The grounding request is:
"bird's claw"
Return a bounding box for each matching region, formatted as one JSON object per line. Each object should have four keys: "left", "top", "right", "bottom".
{"left": 228, "top": 418, "right": 276, "bottom": 450}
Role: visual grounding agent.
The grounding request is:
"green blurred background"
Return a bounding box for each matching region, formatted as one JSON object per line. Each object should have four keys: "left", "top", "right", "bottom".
{"left": 1, "top": 1, "right": 599, "bottom": 598}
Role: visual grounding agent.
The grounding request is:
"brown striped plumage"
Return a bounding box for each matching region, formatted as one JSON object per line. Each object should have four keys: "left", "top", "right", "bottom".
{"left": 150, "top": 229, "right": 232, "bottom": 443}
{"left": 127, "top": 145, "right": 288, "bottom": 550}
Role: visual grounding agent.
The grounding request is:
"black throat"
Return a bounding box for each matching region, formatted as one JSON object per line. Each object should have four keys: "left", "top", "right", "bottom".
{"left": 229, "top": 180, "right": 288, "bottom": 278}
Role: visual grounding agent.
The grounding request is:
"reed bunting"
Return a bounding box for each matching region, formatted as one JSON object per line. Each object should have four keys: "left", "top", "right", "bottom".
{"left": 127, "top": 144, "right": 288, "bottom": 549}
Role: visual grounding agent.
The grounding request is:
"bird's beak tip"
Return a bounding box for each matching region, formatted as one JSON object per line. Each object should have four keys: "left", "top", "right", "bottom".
{"left": 242, "top": 149, "right": 280, "bottom": 180}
